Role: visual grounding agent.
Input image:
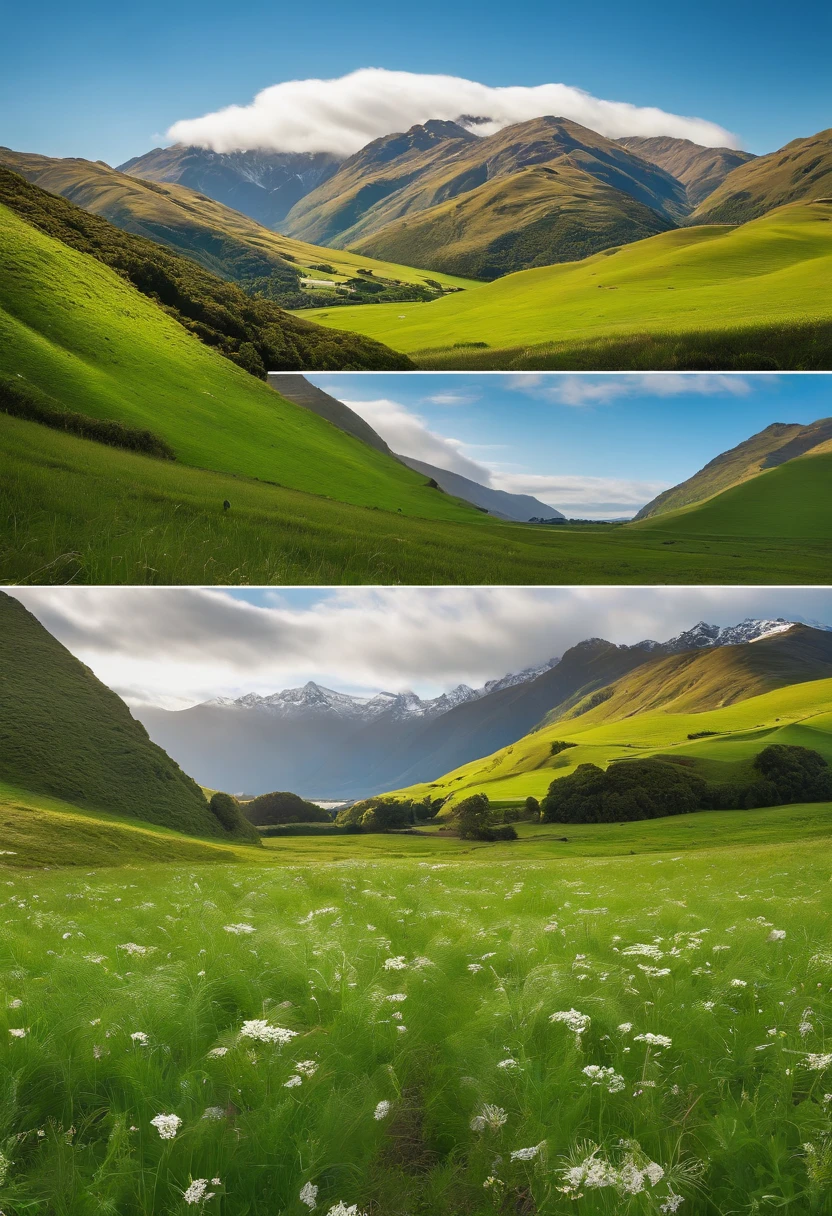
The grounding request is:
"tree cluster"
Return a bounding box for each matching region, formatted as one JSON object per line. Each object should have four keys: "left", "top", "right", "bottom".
{"left": 539, "top": 746, "right": 832, "bottom": 824}
{"left": 243, "top": 790, "right": 331, "bottom": 826}
{"left": 335, "top": 795, "right": 442, "bottom": 832}
{"left": 451, "top": 794, "right": 518, "bottom": 842}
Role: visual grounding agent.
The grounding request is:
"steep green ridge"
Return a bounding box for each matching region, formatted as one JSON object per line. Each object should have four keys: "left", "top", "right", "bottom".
{"left": 0, "top": 203, "right": 478, "bottom": 521}
{"left": 617, "top": 136, "right": 756, "bottom": 208}
{"left": 351, "top": 162, "right": 671, "bottom": 280}
{"left": 392, "top": 661, "right": 832, "bottom": 808}
{"left": 634, "top": 416, "right": 832, "bottom": 520}
{"left": 3, "top": 411, "right": 831, "bottom": 586}
{"left": 301, "top": 202, "right": 832, "bottom": 360}
{"left": 0, "top": 149, "right": 475, "bottom": 301}
{"left": 285, "top": 117, "right": 686, "bottom": 257}
{"left": 630, "top": 449, "right": 832, "bottom": 539}
{"left": 0, "top": 165, "right": 409, "bottom": 373}
{"left": 693, "top": 128, "right": 832, "bottom": 224}
{"left": 0, "top": 593, "right": 249, "bottom": 838}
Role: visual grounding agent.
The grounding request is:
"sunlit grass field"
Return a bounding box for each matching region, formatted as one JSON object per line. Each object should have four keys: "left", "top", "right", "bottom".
{"left": 2, "top": 831, "right": 832, "bottom": 1214}
{"left": 301, "top": 204, "right": 832, "bottom": 367}
{"left": 5, "top": 415, "right": 832, "bottom": 586}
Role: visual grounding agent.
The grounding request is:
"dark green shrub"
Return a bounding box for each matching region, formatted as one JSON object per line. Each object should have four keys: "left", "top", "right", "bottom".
{"left": 209, "top": 792, "right": 261, "bottom": 842}
{"left": 525, "top": 796, "right": 540, "bottom": 818}
{"left": 244, "top": 791, "right": 330, "bottom": 826}
{"left": 752, "top": 744, "right": 832, "bottom": 803}
{"left": 550, "top": 741, "right": 578, "bottom": 757}
{"left": 541, "top": 760, "right": 708, "bottom": 824}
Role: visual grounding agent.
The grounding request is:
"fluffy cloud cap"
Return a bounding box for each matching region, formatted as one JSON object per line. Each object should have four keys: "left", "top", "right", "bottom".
{"left": 167, "top": 68, "right": 737, "bottom": 156}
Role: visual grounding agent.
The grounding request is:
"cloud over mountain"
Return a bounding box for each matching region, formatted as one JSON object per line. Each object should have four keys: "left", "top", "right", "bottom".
{"left": 167, "top": 68, "right": 737, "bottom": 157}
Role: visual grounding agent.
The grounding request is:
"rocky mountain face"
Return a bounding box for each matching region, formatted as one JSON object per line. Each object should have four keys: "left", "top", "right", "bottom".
{"left": 118, "top": 145, "right": 342, "bottom": 227}
{"left": 616, "top": 136, "right": 756, "bottom": 208}
{"left": 135, "top": 621, "right": 807, "bottom": 800}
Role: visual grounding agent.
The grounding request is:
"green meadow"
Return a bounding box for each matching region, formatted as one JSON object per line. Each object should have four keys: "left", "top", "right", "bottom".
{"left": 5, "top": 414, "right": 832, "bottom": 585}
{"left": 301, "top": 203, "right": 832, "bottom": 368}
{"left": 2, "top": 811, "right": 832, "bottom": 1214}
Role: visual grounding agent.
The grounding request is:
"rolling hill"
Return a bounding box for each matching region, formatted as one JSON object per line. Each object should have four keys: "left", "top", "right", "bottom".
{"left": 0, "top": 592, "right": 256, "bottom": 840}
{"left": 284, "top": 117, "right": 686, "bottom": 278}
{"left": 0, "top": 148, "right": 475, "bottom": 305}
{"left": 634, "top": 415, "right": 832, "bottom": 519}
{"left": 390, "top": 626, "right": 832, "bottom": 808}
{"left": 301, "top": 200, "right": 832, "bottom": 368}
{"left": 692, "top": 127, "right": 832, "bottom": 225}
{"left": 617, "top": 136, "right": 756, "bottom": 208}
{"left": 0, "top": 192, "right": 485, "bottom": 521}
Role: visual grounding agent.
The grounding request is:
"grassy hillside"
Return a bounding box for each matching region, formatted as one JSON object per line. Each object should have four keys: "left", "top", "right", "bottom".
{"left": 630, "top": 449, "right": 832, "bottom": 540}
{"left": 393, "top": 672, "right": 832, "bottom": 807}
{"left": 0, "top": 149, "right": 476, "bottom": 299}
{"left": 5, "top": 412, "right": 832, "bottom": 585}
{"left": 0, "top": 593, "right": 247, "bottom": 838}
{"left": 0, "top": 203, "right": 479, "bottom": 522}
{"left": 693, "top": 127, "right": 832, "bottom": 224}
{"left": 351, "top": 162, "right": 671, "bottom": 280}
{"left": 634, "top": 416, "right": 832, "bottom": 519}
{"left": 301, "top": 202, "right": 832, "bottom": 367}
{"left": 617, "top": 136, "right": 756, "bottom": 207}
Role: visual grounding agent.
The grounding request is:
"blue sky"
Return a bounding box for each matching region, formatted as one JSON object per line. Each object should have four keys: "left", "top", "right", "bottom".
{"left": 306, "top": 372, "right": 830, "bottom": 518}
{"left": 3, "top": 0, "right": 830, "bottom": 165}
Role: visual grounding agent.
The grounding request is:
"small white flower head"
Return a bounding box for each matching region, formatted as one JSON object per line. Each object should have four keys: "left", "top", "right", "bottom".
{"left": 549, "top": 1009, "right": 590, "bottom": 1035}
{"left": 118, "top": 943, "right": 149, "bottom": 956}
{"left": 8, "top": 999, "right": 22, "bottom": 1009}
{"left": 325, "top": 1203, "right": 366, "bottom": 1216}
{"left": 383, "top": 956, "right": 407, "bottom": 971}
{"left": 385, "top": 993, "right": 407, "bottom": 1003}
{"left": 130, "top": 1031, "right": 149, "bottom": 1046}
{"left": 207, "top": 1046, "right": 228, "bottom": 1058}
{"left": 8, "top": 1028, "right": 27, "bottom": 1038}
{"left": 299, "top": 1182, "right": 318, "bottom": 1210}
{"left": 510, "top": 1141, "right": 546, "bottom": 1161}
{"left": 183, "top": 1179, "right": 210, "bottom": 1204}
{"left": 805, "top": 1053, "right": 832, "bottom": 1071}
{"left": 223, "top": 923, "right": 255, "bottom": 935}
{"left": 768, "top": 929, "right": 786, "bottom": 942}
{"left": 239, "top": 1019, "right": 298, "bottom": 1046}
{"left": 634, "top": 1033, "right": 672, "bottom": 1048}
{"left": 295, "top": 1059, "right": 318, "bottom": 1077}
{"left": 617, "top": 1022, "right": 633, "bottom": 1033}
{"left": 284, "top": 1075, "right": 302, "bottom": 1088}
{"left": 150, "top": 1113, "right": 181, "bottom": 1140}
{"left": 497, "top": 1057, "right": 520, "bottom": 1070}
{"left": 730, "top": 979, "right": 747, "bottom": 988}
{"left": 660, "top": 1193, "right": 685, "bottom": 1213}
{"left": 202, "top": 1106, "right": 225, "bottom": 1120}
{"left": 374, "top": 1100, "right": 392, "bottom": 1120}
{"left": 582, "top": 1064, "right": 625, "bottom": 1093}
{"left": 470, "top": 1103, "right": 508, "bottom": 1132}
{"left": 467, "top": 963, "right": 484, "bottom": 974}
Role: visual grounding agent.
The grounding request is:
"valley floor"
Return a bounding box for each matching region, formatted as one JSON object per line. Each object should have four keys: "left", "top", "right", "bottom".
{"left": 1, "top": 811, "right": 831, "bottom": 1214}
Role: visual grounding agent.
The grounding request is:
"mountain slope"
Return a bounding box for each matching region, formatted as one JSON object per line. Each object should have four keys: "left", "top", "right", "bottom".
{"left": 266, "top": 373, "right": 395, "bottom": 456}
{"left": 395, "top": 454, "right": 563, "bottom": 520}
{"left": 284, "top": 117, "right": 686, "bottom": 274}
{"left": 350, "top": 162, "right": 673, "bottom": 280}
{"left": 634, "top": 416, "right": 832, "bottom": 520}
{"left": 0, "top": 149, "right": 474, "bottom": 303}
{"left": 119, "top": 144, "right": 341, "bottom": 227}
{"left": 390, "top": 627, "right": 832, "bottom": 807}
{"left": 692, "top": 128, "right": 832, "bottom": 225}
{"left": 0, "top": 593, "right": 249, "bottom": 838}
{"left": 0, "top": 199, "right": 483, "bottom": 521}
{"left": 617, "top": 136, "right": 756, "bottom": 208}
{"left": 301, "top": 201, "right": 832, "bottom": 360}
{"left": 631, "top": 450, "right": 832, "bottom": 539}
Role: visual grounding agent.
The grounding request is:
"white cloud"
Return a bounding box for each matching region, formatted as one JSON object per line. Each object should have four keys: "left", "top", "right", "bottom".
{"left": 425, "top": 391, "right": 479, "bottom": 406}
{"left": 8, "top": 588, "right": 831, "bottom": 712}
{"left": 340, "top": 396, "right": 490, "bottom": 481}
{"left": 506, "top": 373, "right": 756, "bottom": 407}
{"left": 489, "top": 473, "right": 670, "bottom": 518}
{"left": 166, "top": 68, "right": 737, "bottom": 156}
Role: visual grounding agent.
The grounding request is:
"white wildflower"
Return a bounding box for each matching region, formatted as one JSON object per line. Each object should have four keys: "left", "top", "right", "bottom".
{"left": 118, "top": 943, "right": 150, "bottom": 956}
{"left": 497, "top": 1058, "right": 520, "bottom": 1070}
{"left": 618, "top": 1022, "right": 633, "bottom": 1033}
{"left": 202, "top": 1106, "right": 225, "bottom": 1120}
{"left": 385, "top": 993, "right": 407, "bottom": 1003}
{"left": 299, "top": 1182, "right": 318, "bottom": 1210}
{"left": 239, "top": 1019, "right": 298, "bottom": 1046}
{"left": 582, "top": 1064, "right": 625, "bottom": 1093}
{"left": 470, "top": 1103, "right": 508, "bottom": 1132}
{"left": 805, "top": 1053, "right": 832, "bottom": 1071}
{"left": 325, "top": 1203, "right": 366, "bottom": 1216}
{"left": 468, "top": 963, "right": 484, "bottom": 973}
{"left": 550, "top": 1009, "right": 590, "bottom": 1035}
{"left": 730, "top": 979, "right": 747, "bottom": 988}
{"left": 633, "top": 1033, "right": 672, "bottom": 1048}
{"left": 374, "top": 1100, "right": 392, "bottom": 1120}
{"left": 150, "top": 1113, "right": 181, "bottom": 1140}
{"left": 768, "top": 929, "right": 786, "bottom": 941}
{"left": 660, "top": 1193, "right": 685, "bottom": 1213}
{"left": 383, "top": 956, "right": 407, "bottom": 970}
{"left": 130, "top": 1031, "right": 149, "bottom": 1046}
{"left": 8, "top": 1028, "right": 26, "bottom": 1038}
{"left": 295, "top": 1059, "right": 317, "bottom": 1077}
{"left": 183, "top": 1179, "right": 210, "bottom": 1204}
{"left": 511, "top": 1141, "right": 546, "bottom": 1161}
{"left": 223, "top": 923, "right": 255, "bottom": 935}
{"left": 207, "top": 1047, "right": 228, "bottom": 1058}
{"left": 284, "top": 1075, "right": 302, "bottom": 1088}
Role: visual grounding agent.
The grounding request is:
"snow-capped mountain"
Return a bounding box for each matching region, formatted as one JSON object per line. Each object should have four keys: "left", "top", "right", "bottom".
{"left": 661, "top": 618, "right": 795, "bottom": 652}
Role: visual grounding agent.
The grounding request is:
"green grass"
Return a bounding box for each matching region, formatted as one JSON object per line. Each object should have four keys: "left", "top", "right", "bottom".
{"left": 394, "top": 675, "right": 832, "bottom": 807}
{"left": 300, "top": 203, "right": 832, "bottom": 367}
{"left": 692, "top": 127, "right": 832, "bottom": 224}
{"left": 0, "top": 204, "right": 475, "bottom": 523}
{"left": 1, "top": 827, "right": 832, "bottom": 1212}
{"left": 5, "top": 413, "right": 832, "bottom": 585}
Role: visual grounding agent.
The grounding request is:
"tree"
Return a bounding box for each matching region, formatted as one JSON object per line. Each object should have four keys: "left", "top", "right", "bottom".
{"left": 752, "top": 744, "right": 832, "bottom": 804}
{"left": 452, "top": 793, "right": 493, "bottom": 840}
{"left": 525, "top": 796, "right": 540, "bottom": 819}
{"left": 540, "top": 761, "right": 708, "bottom": 824}
{"left": 208, "top": 792, "right": 260, "bottom": 842}
{"left": 244, "top": 791, "right": 330, "bottom": 826}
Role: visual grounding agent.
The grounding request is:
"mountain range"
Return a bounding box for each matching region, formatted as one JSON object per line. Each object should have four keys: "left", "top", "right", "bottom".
{"left": 135, "top": 618, "right": 806, "bottom": 799}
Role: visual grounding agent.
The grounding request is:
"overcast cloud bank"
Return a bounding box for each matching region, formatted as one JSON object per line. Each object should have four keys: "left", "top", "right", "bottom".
{"left": 167, "top": 68, "right": 736, "bottom": 156}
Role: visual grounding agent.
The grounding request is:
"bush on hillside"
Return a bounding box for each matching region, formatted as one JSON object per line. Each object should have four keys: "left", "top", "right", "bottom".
{"left": 550, "top": 741, "right": 577, "bottom": 756}
{"left": 205, "top": 792, "right": 261, "bottom": 842}
{"left": 0, "top": 373, "right": 175, "bottom": 459}
{"left": 525, "top": 796, "right": 541, "bottom": 818}
{"left": 335, "top": 797, "right": 434, "bottom": 831}
{"left": 243, "top": 790, "right": 331, "bottom": 827}
{"left": 753, "top": 744, "right": 832, "bottom": 803}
